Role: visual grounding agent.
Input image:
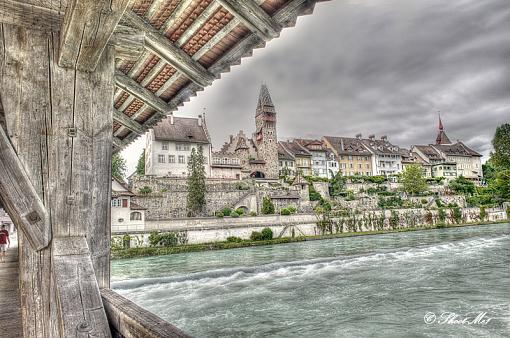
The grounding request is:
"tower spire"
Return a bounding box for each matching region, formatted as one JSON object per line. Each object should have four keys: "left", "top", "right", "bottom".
{"left": 435, "top": 113, "right": 452, "bottom": 145}
{"left": 256, "top": 83, "right": 275, "bottom": 115}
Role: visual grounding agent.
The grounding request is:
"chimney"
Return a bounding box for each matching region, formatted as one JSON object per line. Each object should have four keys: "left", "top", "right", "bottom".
{"left": 356, "top": 133, "right": 362, "bottom": 139}
{"left": 369, "top": 134, "right": 375, "bottom": 140}
{"left": 198, "top": 114, "right": 203, "bottom": 127}
{"left": 170, "top": 113, "right": 174, "bottom": 125}
{"left": 381, "top": 135, "right": 387, "bottom": 141}
{"left": 230, "top": 135, "right": 233, "bottom": 143}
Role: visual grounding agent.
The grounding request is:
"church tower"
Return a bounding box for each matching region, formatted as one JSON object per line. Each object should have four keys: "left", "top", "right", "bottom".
{"left": 254, "top": 84, "right": 278, "bottom": 179}
{"left": 435, "top": 115, "right": 452, "bottom": 145}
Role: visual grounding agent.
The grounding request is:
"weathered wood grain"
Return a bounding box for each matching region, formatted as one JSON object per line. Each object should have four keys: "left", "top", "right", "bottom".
{"left": 0, "top": 24, "right": 114, "bottom": 335}
{"left": 59, "top": 0, "right": 131, "bottom": 71}
{"left": 0, "top": 0, "right": 63, "bottom": 32}
{"left": 53, "top": 237, "right": 111, "bottom": 337}
{"left": 0, "top": 126, "right": 50, "bottom": 251}
{"left": 101, "top": 289, "right": 192, "bottom": 338}
{"left": 111, "top": 25, "right": 146, "bottom": 61}
{"left": 123, "top": 11, "right": 215, "bottom": 87}
{"left": 215, "top": 0, "right": 281, "bottom": 40}
{"left": 113, "top": 109, "right": 144, "bottom": 134}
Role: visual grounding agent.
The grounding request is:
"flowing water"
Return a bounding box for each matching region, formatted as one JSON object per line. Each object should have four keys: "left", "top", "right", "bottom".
{"left": 112, "top": 223, "right": 510, "bottom": 337}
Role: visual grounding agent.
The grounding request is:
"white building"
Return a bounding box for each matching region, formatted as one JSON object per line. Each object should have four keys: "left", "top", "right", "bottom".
{"left": 362, "top": 135, "right": 403, "bottom": 176}
{"left": 295, "top": 139, "right": 339, "bottom": 179}
{"left": 111, "top": 178, "right": 146, "bottom": 233}
{"left": 145, "top": 114, "right": 213, "bottom": 177}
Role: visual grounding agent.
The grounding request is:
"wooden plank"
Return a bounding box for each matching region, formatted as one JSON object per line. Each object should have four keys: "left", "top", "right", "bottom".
{"left": 0, "top": 0, "right": 63, "bottom": 32}
{"left": 115, "top": 70, "right": 176, "bottom": 114}
{"left": 59, "top": 0, "right": 131, "bottom": 71}
{"left": 101, "top": 289, "right": 192, "bottom": 338}
{"left": 53, "top": 237, "right": 111, "bottom": 338}
{"left": 123, "top": 11, "right": 216, "bottom": 87}
{"left": 0, "top": 126, "right": 50, "bottom": 251}
{"left": 111, "top": 25, "right": 146, "bottom": 62}
{"left": 215, "top": 0, "right": 281, "bottom": 40}
{"left": 113, "top": 109, "right": 144, "bottom": 134}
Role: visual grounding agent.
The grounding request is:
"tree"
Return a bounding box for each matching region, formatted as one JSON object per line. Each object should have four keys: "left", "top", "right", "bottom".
{"left": 400, "top": 165, "right": 427, "bottom": 195}
{"left": 261, "top": 196, "right": 275, "bottom": 215}
{"left": 136, "top": 149, "right": 145, "bottom": 175}
{"left": 493, "top": 169, "right": 510, "bottom": 200}
{"left": 491, "top": 123, "right": 510, "bottom": 169}
{"left": 186, "top": 146, "right": 207, "bottom": 216}
{"left": 111, "top": 153, "right": 127, "bottom": 180}
{"left": 329, "top": 171, "right": 346, "bottom": 196}
{"left": 449, "top": 176, "right": 476, "bottom": 195}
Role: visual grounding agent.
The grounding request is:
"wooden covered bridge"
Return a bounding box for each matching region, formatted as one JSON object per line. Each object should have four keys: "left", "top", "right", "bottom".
{"left": 0, "top": 0, "right": 326, "bottom": 336}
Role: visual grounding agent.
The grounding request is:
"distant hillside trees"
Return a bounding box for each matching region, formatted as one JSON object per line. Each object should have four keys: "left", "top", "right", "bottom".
{"left": 136, "top": 149, "right": 145, "bottom": 175}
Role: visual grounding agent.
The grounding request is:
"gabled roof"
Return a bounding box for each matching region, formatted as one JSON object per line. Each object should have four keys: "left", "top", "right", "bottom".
{"left": 112, "top": 177, "right": 135, "bottom": 197}
{"left": 153, "top": 116, "right": 210, "bottom": 144}
{"left": 280, "top": 140, "right": 312, "bottom": 157}
{"left": 278, "top": 142, "right": 295, "bottom": 161}
{"left": 294, "top": 138, "right": 327, "bottom": 152}
{"left": 256, "top": 84, "right": 275, "bottom": 115}
{"left": 361, "top": 138, "right": 401, "bottom": 155}
{"left": 436, "top": 130, "right": 452, "bottom": 145}
{"left": 323, "top": 136, "right": 372, "bottom": 156}
{"left": 433, "top": 142, "right": 482, "bottom": 157}
{"left": 413, "top": 145, "right": 443, "bottom": 161}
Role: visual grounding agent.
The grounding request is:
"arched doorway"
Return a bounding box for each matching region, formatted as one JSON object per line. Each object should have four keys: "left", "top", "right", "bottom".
{"left": 250, "top": 171, "right": 266, "bottom": 178}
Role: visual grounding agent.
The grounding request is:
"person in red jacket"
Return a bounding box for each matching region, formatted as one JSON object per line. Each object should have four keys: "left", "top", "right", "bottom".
{"left": 0, "top": 224, "right": 10, "bottom": 263}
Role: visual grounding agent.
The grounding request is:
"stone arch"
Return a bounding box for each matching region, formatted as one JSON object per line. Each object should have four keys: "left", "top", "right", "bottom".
{"left": 250, "top": 171, "right": 266, "bottom": 179}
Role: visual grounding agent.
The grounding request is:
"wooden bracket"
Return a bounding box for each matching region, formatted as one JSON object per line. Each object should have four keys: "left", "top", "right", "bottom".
{"left": 0, "top": 126, "right": 51, "bottom": 251}
{"left": 53, "top": 237, "right": 111, "bottom": 337}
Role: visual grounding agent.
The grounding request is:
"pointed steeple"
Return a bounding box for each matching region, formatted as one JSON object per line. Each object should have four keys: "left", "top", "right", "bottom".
{"left": 435, "top": 115, "right": 452, "bottom": 145}
{"left": 256, "top": 84, "right": 275, "bottom": 116}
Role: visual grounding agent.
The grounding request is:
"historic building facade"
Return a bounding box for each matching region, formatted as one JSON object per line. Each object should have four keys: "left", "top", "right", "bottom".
{"left": 295, "top": 139, "right": 339, "bottom": 178}
{"left": 278, "top": 141, "right": 313, "bottom": 176}
{"left": 145, "top": 114, "right": 213, "bottom": 177}
{"left": 361, "top": 135, "right": 403, "bottom": 176}
{"left": 323, "top": 135, "right": 373, "bottom": 176}
{"left": 212, "top": 85, "right": 279, "bottom": 179}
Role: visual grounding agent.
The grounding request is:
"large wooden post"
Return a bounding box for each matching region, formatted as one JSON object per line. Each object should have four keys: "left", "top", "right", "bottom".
{"left": 0, "top": 24, "right": 113, "bottom": 337}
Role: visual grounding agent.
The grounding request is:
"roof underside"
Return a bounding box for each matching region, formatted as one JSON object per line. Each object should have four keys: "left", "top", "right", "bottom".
{"left": 111, "top": 0, "right": 328, "bottom": 150}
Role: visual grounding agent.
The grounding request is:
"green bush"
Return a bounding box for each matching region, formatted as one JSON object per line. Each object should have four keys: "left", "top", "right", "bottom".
{"left": 421, "top": 198, "right": 428, "bottom": 205}
{"left": 122, "top": 234, "right": 131, "bottom": 249}
{"left": 449, "top": 176, "right": 476, "bottom": 195}
{"left": 345, "top": 191, "right": 356, "bottom": 201}
{"left": 452, "top": 206, "right": 462, "bottom": 223}
{"left": 262, "top": 197, "right": 275, "bottom": 215}
{"left": 215, "top": 211, "right": 224, "bottom": 218}
{"left": 261, "top": 227, "right": 273, "bottom": 240}
{"left": 226, "top": 236, "right": 243, "bottom": 243}
{"left": 222, "top": 207, "right": 232, "bottom": 216}
{"left": 230, "top": 211, "right": 240, "bottom": 218}
{"left": 249, "top": 211, "right": 257, "bottom": 216}
{"left": 160, "top": 188, "right": 168, "bottom": 193}
{"left": 280, "top": 208, "right": 291, "bottom": 216}
{"left": 438, "top": 207, "right": 446, "bottom": 222}
{"left": 250, "top": 231, "right": 263, "bottom": 241}
{"left": 139, "top": 186, "right": 152, "bottom": 194}
{"left": 480, "top": 206, "right": 487, "bottom": 220}
{"left": 235, "top": 208, "right": 245, "bottom": 216}
{"left": 378, "top": 196, "right": 403, "bottom": 209}
{"left": 435, "top": 199, "right": 444, "bottom": 208}
{"left": 149, "top": 231, "right": 178, "bottom": 247}
{"left": 287, "top": 205, "right": 297, "bottom": 214}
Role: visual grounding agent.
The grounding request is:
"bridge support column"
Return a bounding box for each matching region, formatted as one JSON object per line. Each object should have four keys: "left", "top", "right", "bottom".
{"left": 0, "top": 24, "right": 113, "bottom": 337}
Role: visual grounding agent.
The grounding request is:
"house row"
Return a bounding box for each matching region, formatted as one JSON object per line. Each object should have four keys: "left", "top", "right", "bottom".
{"left": 143, "top": 84, "right": 482, "bottom": 182}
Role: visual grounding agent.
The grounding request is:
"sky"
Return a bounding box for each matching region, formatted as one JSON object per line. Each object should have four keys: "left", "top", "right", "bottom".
{"left": 122, "top": 0, "right": 510, "bottom": 174}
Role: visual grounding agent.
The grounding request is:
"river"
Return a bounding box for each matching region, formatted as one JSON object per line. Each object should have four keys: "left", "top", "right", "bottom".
{"left": 112, "top": 223, "right": 510, "bottom": 337}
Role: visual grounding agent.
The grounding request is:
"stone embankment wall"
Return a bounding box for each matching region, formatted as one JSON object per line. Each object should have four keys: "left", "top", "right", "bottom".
{"left": 114, "top": 205, "right": 508, "bottom": 247}
{"left": 130, "top": 176, "right": 311, "bottom": 219}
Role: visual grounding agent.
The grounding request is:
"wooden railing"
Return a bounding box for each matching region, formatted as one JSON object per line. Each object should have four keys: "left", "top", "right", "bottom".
{"left": 101, "top": 289, "right": 192, "bottom": 338}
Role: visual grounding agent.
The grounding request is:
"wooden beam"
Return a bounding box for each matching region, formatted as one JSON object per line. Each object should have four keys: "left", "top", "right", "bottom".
{"left": 113, "top": 109, "right": 144, "bottom": 134}
{"left": 59, "top": 0, "right": 131, "bottom": 71}
{"left": 0, "top": 0, "right": 63, "bottom": 31}
{"left": 0, "top": 126, "right": 50, "bottom": 251}
{"left": 215, "top": 0, "right": 281, "bottom": 40}
{"left": 111, "top": 25, "right": 146, "bottom": 62}
{"left": 123, "top": 11, "right": 216, "bottom": 87}
{"left": 113, "top": 136, "right": 128, "bottom": 149}
{"left": 53, "top": 237, "right": 111, "bottom": 337}
{"left": 102, "top": 289, "right": 192, "bottom": 338}
{"left": 114, "top": 70, "right": 175, "bottom": 114}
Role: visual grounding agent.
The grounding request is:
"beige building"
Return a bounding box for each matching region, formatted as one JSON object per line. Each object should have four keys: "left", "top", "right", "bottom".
{"left": 279, "top": 141, "right": 312, "bottom": 176}
{"left": 323, "top": 136, "right": 373, "bottom": 176}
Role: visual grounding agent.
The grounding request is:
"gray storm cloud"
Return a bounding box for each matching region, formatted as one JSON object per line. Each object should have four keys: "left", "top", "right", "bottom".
{"left": 124, "top": 0, "right": 510, "bottom": 172}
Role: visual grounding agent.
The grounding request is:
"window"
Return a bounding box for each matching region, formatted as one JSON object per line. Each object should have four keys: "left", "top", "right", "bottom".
{"left": 122, "top": 199, "right": 128, "bottom": 208}
{"left": 111, "top": 199, "right": 121, "bottom": 207}
{"left": 176, "top": 144, "right": 190, "bottom": 151}
{"left": 162, "top": 142, "right": 169, "bottom": 150}
{"left": 358, "top": 164, "right": 362, "bottom": 169}
{"left": 178, "top": 155, "right": 185, "bottom": 164}
{"left": 350, "top": 163, "right": 353, "bottom": 169}
{"left": 366, "top": 164, "right": 370, "bottom": 169}
{"left": 279, "top": 161, "right": 283, "bottom": 166}
{"left": 169, "top": 155, "right": 175, "bottom": 163}
{"left": 130, "top": 212, "right": 142, "bottom": 221}
{"left": 348, "top": 155, "right": 353, "bottom": 160}
{"left": 158, "top": 155, "right": 165, "bottom": 163}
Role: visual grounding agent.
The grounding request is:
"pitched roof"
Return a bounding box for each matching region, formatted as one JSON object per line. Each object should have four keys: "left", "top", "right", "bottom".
{"left": 413, "top": 145, "right": 443, "bottom": 161}
{"left": 436, "top": 130, "right": 452, "bottom": 145}
{"left": 294, "top": 138, "right": 327, "bottom": 152}
{"left": 130, "top": 202, "right": 147, "bottom": 211}
{"left": 278, "top": 142, "right": 295, "bottom": 161}
{"left": 323, "top": 136, "right": 372, "bottom": 156}
{"left": 153, "top": 116, "right": 210, "bottom": 144}
{"left": 433, "top": 142, "right": 482, "bottom": 157}
{"left": 361, "top": 138, "right": 401, "bottom": 155}
{"left": 280, "top": 141, "right": 311, "bottom": 157}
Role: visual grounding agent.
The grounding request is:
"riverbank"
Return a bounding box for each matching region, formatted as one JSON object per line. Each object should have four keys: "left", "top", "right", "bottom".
{"left": 111, "top": 219, "right": 509, "bottom": 259}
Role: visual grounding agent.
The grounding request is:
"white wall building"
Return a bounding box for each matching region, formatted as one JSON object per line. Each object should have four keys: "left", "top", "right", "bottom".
{"left": 145, "top": 114, "right": 212, "bottom": 177}
{"left": 362, "top": 135, "right": 403, "bottom": 176}
{"left": 295, "top": 139, "right": 339, "bottom": 179}
{"left": 111, "top": 178, "right": 146, "bottom": 233}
